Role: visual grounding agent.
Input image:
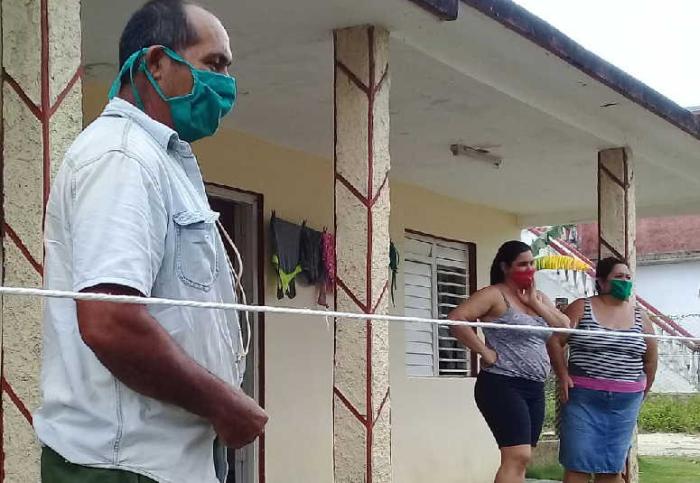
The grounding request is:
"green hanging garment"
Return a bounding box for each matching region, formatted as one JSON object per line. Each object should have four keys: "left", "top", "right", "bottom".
{"left": 389, "top": 241, "right": 399, "bottom": 306}
{"left": 270, "top": 212, "right": 303, "bottom": 299}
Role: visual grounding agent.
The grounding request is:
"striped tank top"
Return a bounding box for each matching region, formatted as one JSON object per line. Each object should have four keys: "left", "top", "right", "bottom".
{"left": 568, "top": 298, "right": 647, "bottom": 383}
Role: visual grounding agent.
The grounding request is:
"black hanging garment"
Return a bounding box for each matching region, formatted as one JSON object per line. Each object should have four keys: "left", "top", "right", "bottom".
{"left": 299, "top": 225, "right": 323, "bottom": 285}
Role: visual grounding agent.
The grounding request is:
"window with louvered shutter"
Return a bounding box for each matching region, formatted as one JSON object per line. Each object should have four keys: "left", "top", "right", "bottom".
{"left": 403, "top": 231, "right": 476, "bottom": 377}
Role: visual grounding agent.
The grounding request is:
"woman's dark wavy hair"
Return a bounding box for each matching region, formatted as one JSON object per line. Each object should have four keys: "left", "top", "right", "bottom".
{"left": 595, "top": 256, "right": 628, "bottom": 293}
{"left": 490, "top": 241, "right": 532, "bottom": 285}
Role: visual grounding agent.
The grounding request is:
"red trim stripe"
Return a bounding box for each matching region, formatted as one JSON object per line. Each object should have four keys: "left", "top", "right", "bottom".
{"left": 336, "top": 173, "right": 369, "bottom": 206}
{"left": 373, "top": 389, "right": 390, "bottom": 427}
{"left": 333, "top": 387, "right": 367, "bottom": 425}
{"left": 50, "top": 67, "right": 84, "bottom": 116}
{"left": 336, "top": 278, "right": 368, "bottom": 313}
{"left": 599, "top": 163, "right": 626, "bottom": 188}
{"left": 2, "top": 72, "right": 42, "bottom": 120}
{"left": 600, "top": 237, "right": 625, "bottom": 261}
{"left": 375, "top": 68, "right": 389, "bottom": 95}
{"left": 4, "top": 223, "right": 43, "bottom": 276}
{"left": 1, "top": 378, "right": 32, "bottom": 425}
{"left": 40, "top": 0, "right": 51, "bottom": 213}
{"left": 364, "top": 26, "right": 376, "bottom": 483}
{"left": 370, "top": 172, "right": 389, "bottom": 207}
{"left": 0, "top": 351, "right": 4, "bottom": 482}
{"left": 336, "top": 61, "right": 370, "bottom": 95}
{"left": 372, "top": 280, "right": 389, "bottom": 314}
{"left": 332, "top": 30, "right": 339, "bottom": 478}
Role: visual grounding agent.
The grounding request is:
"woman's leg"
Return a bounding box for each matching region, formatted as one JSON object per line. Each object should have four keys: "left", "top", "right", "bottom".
{"left": 496, "top": 445, "right": 531, "bottom": 483}
{"left": 593, "top": 473, "right": 623, "bottom": 483}
{"left": 475, "top": 373, "right": 534, "bottom": 483}
{"left": 563, "top": 470, "right": 591, "bottom": 483}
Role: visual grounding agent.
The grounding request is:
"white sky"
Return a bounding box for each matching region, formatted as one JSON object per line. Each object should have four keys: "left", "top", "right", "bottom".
{"left": 513, "top": 0, "right": 700, "bottom": 108}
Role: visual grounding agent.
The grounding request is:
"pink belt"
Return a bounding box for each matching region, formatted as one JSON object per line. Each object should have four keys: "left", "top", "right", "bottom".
{"left": 570, "top": 375, "right": 646, "bottom": 393}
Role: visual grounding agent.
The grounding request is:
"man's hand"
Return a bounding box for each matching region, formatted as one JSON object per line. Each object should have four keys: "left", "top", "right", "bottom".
{"left": 211, "top": 390, "right": 268, "bottom": 449}
{"left": 77, "top": 284, "right": 269, "bottom": 448}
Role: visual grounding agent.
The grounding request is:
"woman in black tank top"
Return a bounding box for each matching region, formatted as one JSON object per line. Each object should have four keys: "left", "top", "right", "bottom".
{"left": 448, "top": 241, "right": 570, "bottom": 483}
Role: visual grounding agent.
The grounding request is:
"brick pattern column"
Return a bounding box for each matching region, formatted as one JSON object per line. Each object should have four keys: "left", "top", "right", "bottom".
{"left": 333, "top": 25, "right": 392, "bottom": 483}
{"left": 1, "top": 1, "right": 83, "bottom": 480}
{"left": 597, "top": 147, "right": 639, "bottom": 483}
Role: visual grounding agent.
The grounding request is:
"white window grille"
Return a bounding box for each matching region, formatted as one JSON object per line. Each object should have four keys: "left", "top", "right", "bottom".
{"left": 403, "top": 231, "right": 476, "bottom": 377}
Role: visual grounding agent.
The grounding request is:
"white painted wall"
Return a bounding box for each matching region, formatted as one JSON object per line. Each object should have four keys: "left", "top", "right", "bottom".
{"left": 636, "top": 261, "right": 700, "bottom": 336}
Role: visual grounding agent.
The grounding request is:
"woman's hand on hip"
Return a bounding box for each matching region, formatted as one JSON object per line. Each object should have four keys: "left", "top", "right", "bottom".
{"left": 480, "top": 348, "right": 498, "bottom": 368}
{"left": 558, "top": 374, "right": 574, "bottom": 403}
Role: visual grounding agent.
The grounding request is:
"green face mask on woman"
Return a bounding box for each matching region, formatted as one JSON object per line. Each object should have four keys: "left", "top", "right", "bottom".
{"left": 108, "top": 47, "right": 237, "bottom": 143}
{"left": 609, "top": 279, "right": 633, "bottom": 301}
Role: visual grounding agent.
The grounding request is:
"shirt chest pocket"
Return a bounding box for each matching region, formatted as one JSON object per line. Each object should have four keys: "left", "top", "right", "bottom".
{"left": 173, "top": 210, "right": 220, "bottom": 292}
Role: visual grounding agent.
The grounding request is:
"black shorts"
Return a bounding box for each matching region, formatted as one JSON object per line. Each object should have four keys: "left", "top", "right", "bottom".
{"left": 474, "top": 371, "right": 546, "bottom": 448}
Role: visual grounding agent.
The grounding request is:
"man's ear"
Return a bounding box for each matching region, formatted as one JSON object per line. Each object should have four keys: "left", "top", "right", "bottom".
{"left": 144, "top": 46, "right": 168, "bottom": 82}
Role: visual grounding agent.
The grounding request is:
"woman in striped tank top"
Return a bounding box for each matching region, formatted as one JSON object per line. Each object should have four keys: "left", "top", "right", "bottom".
{"left": 548, "top": 257, "right": 658, "bottom": 483}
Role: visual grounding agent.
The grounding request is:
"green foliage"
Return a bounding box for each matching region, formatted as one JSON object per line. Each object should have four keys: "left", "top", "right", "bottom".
{"left": 543, "top": 375, "right": 558, "bottom": 433}
{"left": 542, "top": 386, "right": 700, "bottom": 435}
{"left": 639, "top": 394, "right": 700, "bottom": 434}
{"left": 529, "top": 225, "right": 575, "bottom": 257}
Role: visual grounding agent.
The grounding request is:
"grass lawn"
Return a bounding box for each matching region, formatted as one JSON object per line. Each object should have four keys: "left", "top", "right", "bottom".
{"left": 526, "top": 457, "right": 700, "bottom": 482}
{"left": 639, "top": 457, "right": 700, "bottom": 483}
{"left": 526, "top": 461, "right": 564, "bottom": 480}
{"left": 639, "top": 394, "right": 700, "bottom": 433}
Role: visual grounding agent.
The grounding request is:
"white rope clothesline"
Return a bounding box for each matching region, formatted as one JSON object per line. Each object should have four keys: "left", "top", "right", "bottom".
{"left": 0, "top": 286, "right": 699, "bottom": 345}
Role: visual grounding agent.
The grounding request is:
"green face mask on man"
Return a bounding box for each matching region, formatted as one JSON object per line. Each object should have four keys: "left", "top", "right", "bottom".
{"left": 609, "top": 279, "right": 633, "bottom": 301}
{"left": 108, "top": 46, "right": 237, "bottom": 143}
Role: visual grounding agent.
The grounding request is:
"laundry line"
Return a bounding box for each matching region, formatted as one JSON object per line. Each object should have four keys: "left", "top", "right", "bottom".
{"left": 1, "top": 286, "right": 699, "bottom": 345}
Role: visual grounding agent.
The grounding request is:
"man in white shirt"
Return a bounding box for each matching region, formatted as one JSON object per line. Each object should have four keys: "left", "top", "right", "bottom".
{"left": 35, "top": 1, "right": 268, "bottom": 482}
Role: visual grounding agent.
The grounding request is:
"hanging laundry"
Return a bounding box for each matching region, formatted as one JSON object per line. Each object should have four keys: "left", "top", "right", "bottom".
{"left": 389, "top": 241, "right": 399, "bottom": 306}
{"left": 318, "top": 229, "right": 336, "bottom": 307}
{"left": 300, "top": 225, "right": 323, "bottom": 285}
{"left": 270, "top": 212, "right": 303, "bottom": 299}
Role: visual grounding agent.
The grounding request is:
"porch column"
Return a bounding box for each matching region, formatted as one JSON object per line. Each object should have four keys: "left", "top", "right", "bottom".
{"left": 333, "top": 26, "right": 392, "bottom": 483}
{"left": 597, "top": 147, "right": 638, "bottom": 482}
{"left": 1, "top": 0, "right": 83, "bottom": 480}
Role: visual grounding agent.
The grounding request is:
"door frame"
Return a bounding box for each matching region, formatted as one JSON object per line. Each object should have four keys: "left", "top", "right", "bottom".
{"left": 206, "top": 182, "right": 266, "bottom": 483}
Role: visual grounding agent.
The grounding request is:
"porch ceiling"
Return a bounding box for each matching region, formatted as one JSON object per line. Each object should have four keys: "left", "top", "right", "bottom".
{"left": 82, "top": 0, "right": 700, "bottom": 225}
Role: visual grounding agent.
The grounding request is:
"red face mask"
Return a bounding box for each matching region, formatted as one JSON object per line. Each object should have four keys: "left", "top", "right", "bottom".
{"left": 511, "top": 269, "right": 535, "bottom": 290}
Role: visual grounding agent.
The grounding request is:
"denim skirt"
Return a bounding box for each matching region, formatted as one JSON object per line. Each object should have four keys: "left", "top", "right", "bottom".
{"left": 559, "top": 387, "right": 644, "bottom": 474}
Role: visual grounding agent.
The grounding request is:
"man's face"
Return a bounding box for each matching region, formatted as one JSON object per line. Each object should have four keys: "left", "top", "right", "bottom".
{"left": 152, "top": 5, "right": 233, "bottom": 98}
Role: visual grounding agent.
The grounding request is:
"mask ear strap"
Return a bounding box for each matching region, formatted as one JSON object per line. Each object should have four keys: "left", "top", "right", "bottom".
{"left": 130, "top": 58, "right": 146, "bottom": 111}
{"left": 108, "top": 48, "right": 147, "bottom": 110}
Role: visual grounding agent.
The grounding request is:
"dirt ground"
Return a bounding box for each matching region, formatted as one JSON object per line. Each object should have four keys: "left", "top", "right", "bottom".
{"left": 637, "top": 432, "right": 700, "bottom": 457}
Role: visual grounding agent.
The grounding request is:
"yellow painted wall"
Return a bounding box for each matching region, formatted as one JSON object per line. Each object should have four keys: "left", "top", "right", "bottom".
{"left": 84, "top": 82, "right": 518, "bottom": 483}
{"left": 389, "top": 184, "right": 519, "bottom": 483}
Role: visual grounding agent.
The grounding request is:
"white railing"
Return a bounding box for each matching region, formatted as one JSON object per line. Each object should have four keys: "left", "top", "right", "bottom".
{"left": 527, "top": 229, "right": 700, "bottom": 392}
